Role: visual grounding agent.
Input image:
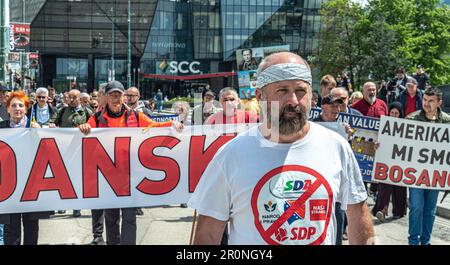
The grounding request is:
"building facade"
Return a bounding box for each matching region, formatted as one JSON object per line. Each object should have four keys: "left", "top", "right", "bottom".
{"left": 11, "top": 0, "right": 323, "bottom": 97}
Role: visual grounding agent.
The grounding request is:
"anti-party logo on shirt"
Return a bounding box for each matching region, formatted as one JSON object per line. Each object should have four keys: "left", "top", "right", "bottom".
{"left": 251, "top": 165, "right": 333, "bottom": 245}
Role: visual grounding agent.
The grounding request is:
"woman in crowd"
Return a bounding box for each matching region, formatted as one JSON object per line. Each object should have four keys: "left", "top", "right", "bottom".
{"left": 371, "top": 101, "right": 408, "bottom": 221}
{"left": 0, "top": 91, "right": 51, "bottom": 245}
{"left": 173, "top": 101, "right": 191, "bottom": 125}
{"left": 349, "top": 91, "right": 363, "bottom": 106}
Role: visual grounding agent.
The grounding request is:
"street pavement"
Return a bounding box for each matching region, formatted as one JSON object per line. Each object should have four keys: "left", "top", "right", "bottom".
{"left": 36, "top": 195, "right": 450, "bottom": 245}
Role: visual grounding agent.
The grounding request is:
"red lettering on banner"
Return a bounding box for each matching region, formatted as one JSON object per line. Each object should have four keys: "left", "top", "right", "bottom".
{"left": 188, "top": 135, "right": 236, "bottom": 193}
{"left": 416, "top": 169, "right": 430, "bottom": 187}
{"left": 82, "top": 138, "right": 131, "bottom": 198}
{"left": 374, "top": 162, "right": 388, "bottom": 180}
{"left": 21, "top": 139, "right": 77, "bottom": 201}
{"left": 432, "top": 171, "right": 447, "bottom": 188}
{"left": 136, "top": 136, "right": 181, "bottom": 195}
{"left": 403, "top": 168, "right": 416, "bottom": 185}
{"left": 389, "top": 165, "right": 403, "bottom": 183}
{"left": 0, "top": 141, "right": 17, "bottom": 202}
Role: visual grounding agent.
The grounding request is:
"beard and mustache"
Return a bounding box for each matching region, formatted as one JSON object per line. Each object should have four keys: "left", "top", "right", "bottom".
{"left": 262, "top": 102, "right": 309, "bottom": 136}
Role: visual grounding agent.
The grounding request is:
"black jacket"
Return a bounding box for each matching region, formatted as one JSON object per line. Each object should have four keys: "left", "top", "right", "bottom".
{"left": 26, "top": 103, "right": 57, "bottom": 126}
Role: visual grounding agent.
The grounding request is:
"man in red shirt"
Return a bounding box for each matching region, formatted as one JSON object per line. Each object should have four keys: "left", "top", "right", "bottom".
{"left": 352, "top": 82, "right": 388, "bottom": 118}
{"left": 78, "top": 80, "right": 183, "bottom": 245}
{"left": 205, "top": 87, "right": 258, "bottom": 125}
{"left": 397, "top": 77, "right": 423, "bottom": 116}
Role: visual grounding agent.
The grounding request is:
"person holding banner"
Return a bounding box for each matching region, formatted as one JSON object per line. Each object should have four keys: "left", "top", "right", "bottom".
{"left": 78, "top": 80, "right": 184, "bottom": 245}
{"left": 353, "top": 82, "right": 388, "bottom": 196}
{"left": 0, "top": 91, "right": 51, "bottom": 245}
{"left": 26, "top": 87, "right": 56, "bottom": 127}
{"left": 189, "top": 52, "right": 374, "bottom": 245}
{"left": 405, "top": 87, "right": 450, "bottom": 245}
{"left": 330, "top": 87, "right": 362, "bottom": 116}
{"left": 372, "top": 101, "right": 407, "bottom": 222}
{"left": 312, "top": 94, "right": 354, "bottom": 245}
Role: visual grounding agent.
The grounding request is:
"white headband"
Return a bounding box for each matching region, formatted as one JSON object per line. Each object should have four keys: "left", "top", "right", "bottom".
{"left": 256, "top": 63, "right": 312, "bottom": 89}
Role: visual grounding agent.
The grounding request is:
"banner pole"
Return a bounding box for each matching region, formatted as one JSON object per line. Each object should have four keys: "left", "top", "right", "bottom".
{"left": 189, "top": 210, "right": 197, "bottom": 245}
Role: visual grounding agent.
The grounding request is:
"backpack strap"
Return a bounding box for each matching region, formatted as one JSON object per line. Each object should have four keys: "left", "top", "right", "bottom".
{"left": 94, "top": 110, "right": 106, "bottom": 127}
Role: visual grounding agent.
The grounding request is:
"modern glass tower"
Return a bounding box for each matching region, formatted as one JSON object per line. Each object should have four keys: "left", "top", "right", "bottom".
{"left": 10, "top": 0, "right": 323, "bottom": 96}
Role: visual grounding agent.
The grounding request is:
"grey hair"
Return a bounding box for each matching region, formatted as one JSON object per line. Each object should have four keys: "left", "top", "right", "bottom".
{"left": 80, "top": 92, "right": 90, "bottom": 99}
{"left": 330, "top": 87, "right": 349, "bottom": 96}
{"left": 219, "top": 87, "right": 238, "bottom": 100}
{"left": 36, "top": 87, "right": 49, "bottom": 96}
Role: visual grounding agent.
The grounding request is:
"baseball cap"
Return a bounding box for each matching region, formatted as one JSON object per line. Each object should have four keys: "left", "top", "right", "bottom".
{"left": 322, "top": 94, "right": 344, "bottom": 105}
{"left": 406, "top": 77, "right": 418, "bottom": 85}
{"left": 104, "top": 80, "right": 125, "bottom": 94}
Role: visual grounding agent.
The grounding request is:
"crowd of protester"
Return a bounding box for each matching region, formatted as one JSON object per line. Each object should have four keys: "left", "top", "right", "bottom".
{"left": 0, "top": 59, "right": 448, "bottom": 245}
{"left": 314, "top": 65, "right": 449, "bottom": 245}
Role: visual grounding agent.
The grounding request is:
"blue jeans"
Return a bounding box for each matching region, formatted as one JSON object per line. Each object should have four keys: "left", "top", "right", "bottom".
{"left": 0, "top": 224, "right": 4, "bottom": 245}
{"left": 408, "top": 188, "right": 439, "bottom": 245}
{"left": 335, "top": 202, "right": 345, "bottom": 245}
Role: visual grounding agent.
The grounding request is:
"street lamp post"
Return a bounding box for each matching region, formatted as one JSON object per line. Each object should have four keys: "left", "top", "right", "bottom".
{"left": 111, "top": 6, "right": 115, "bottom": 81}
{"left": 0, "top": 0, "right": 9, "bottom": 85}
{"left": 127, "top": 0, "right": 131, "bottom": 88}
{"left": 137, "top": 67, "right": 140, "bottom": 89}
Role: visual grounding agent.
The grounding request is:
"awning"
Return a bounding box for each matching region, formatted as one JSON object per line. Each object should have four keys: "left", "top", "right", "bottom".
{"left": 140, "top": 72, "right": 237, "bottom": 81}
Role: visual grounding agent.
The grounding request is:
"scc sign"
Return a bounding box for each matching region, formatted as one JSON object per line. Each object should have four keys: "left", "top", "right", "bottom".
{"left": 168, "top": 61, "right": 201, "bottom": 74}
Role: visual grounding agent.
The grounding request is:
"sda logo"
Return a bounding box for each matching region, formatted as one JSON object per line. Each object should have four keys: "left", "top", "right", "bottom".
{"left": 283, "top": 180, "right": 311, "bottom": 193}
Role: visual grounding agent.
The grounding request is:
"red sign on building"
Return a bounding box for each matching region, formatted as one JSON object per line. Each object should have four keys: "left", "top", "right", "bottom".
{"left": 10, "top": 23, "right": 31, "bottom": 52}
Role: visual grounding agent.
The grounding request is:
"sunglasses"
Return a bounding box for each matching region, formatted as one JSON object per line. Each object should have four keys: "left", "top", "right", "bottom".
{"left": 37, "top": 96, "right": 47, "bottom": 99}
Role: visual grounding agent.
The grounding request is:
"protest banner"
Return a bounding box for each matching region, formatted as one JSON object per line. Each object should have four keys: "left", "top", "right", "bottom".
{"left": 309, "top": 108, "right": 380, "bottom": 182}
{"left": 149, "top": 114, "right": 179, "bottom": 123}
{"left": 373, "top": 116, "right": 450, "bottom": 190}
{"left": 0, "top": 124, "right": 255, "bottom": 214}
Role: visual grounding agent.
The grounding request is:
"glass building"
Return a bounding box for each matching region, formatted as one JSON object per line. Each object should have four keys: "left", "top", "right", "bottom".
{"left": 11, "top": 0, "right": 324, "bottom": 97}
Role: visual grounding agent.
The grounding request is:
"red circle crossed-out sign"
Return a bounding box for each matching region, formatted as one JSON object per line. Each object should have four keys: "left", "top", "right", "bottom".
{"left": 251, "top": 165, "right": 333, "bottom": 245}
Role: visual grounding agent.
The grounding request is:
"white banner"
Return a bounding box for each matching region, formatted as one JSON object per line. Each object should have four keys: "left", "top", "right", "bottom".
{"left": 0, "top": 125, "right": 256, "bottom": 214}
{"left": 373, "top": 116, "right": 450, "bottom": 190}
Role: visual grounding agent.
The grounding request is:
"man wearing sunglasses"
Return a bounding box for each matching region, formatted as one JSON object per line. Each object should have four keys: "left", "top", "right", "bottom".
{"left": 330, "top": 87, "right": 362, "bottom": 116}
{"left": 26, "top": 87, "right": 56, "bottom": 127}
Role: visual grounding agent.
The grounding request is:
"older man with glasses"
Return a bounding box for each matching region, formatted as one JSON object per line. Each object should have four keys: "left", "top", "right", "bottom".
{"left": 126, "top": 87, "right": 152, "bottom": 117}
{"left": 26, "top": 87, "right": 56, "bottom": 127}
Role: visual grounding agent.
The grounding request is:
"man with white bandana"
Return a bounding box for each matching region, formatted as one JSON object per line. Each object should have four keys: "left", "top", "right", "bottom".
{"left": 188, "top": 52, "right": 374, "bottom": 245}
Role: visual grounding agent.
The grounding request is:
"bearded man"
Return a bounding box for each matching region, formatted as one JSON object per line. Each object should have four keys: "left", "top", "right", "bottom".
{"left": 188, "top": 52, "right": 374, "bottom": 245}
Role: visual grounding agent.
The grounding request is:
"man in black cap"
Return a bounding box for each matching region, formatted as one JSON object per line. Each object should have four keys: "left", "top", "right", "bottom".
{"left": 397, "top": 76, "right": 424, "bottom": 117}
{"left": 413, "top": 65, "right": 430, "bottom": 92}
{"left": 0, "top": 84, "right": 11, "bottom": 121}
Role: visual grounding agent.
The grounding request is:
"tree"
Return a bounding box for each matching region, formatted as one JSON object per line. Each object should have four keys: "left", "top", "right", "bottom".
{"left": 315, "top": 0, "right": 450, "bottom": 89}
{"left": 315, "top": 0, "right": 367, "bottom": 90}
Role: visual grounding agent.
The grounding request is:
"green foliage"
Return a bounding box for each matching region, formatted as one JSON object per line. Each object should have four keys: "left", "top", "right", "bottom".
{"left": 315, "top": 0, "right": 450, "bottom": 89}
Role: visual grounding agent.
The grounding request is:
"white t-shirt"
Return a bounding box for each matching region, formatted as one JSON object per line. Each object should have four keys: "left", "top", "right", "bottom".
{"left": 188, "top": 122, "right": 367, "bottom": 245}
